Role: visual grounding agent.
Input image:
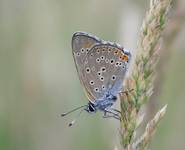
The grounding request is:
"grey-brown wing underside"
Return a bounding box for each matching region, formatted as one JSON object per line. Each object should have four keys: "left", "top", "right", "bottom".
{"left": 72, "top": 32, "right": 101, "bottom": 101}
{"left": 83, "top": 43, "right": 131, "bottom": 99}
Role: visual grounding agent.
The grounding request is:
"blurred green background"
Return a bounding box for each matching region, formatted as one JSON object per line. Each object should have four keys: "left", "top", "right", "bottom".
{"left": 0, "top": 0, "right": 185, "bottom": 150}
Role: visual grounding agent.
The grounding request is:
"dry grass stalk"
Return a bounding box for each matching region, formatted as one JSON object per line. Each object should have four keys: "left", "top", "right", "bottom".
{"left": 132, "top": 105, "right": 167, "bottom": 150}
{"left": 120, "top": 0, "right": 172, "bottom": 149}
{"left": 146, "top": 0, "right": 185, "bottom": 125}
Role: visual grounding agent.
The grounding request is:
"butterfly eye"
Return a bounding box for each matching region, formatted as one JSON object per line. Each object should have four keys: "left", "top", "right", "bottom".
{"left": 86, "top": 48, "right": 89, "bottom": 53}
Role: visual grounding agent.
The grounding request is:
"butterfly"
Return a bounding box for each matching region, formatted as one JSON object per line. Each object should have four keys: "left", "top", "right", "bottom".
{"left": 62, "top": 31, "right": 131, "bottom": 126}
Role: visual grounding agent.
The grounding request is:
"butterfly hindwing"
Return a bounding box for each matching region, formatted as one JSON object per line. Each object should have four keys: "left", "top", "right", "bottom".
{"left": 84, "top": 43, "right": 131, "bottom": 100}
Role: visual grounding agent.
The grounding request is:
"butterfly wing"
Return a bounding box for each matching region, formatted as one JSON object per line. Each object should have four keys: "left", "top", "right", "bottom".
{"left": 72, "top": 32, "right": 102, "bottom": 101}
{"left": 84, "top": 43, "right": 131, "bottom": 99}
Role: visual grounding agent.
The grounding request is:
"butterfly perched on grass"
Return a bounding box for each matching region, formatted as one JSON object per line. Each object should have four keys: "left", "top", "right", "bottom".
{"left": 62, "top": 32, "right": 131, "bottom": 126}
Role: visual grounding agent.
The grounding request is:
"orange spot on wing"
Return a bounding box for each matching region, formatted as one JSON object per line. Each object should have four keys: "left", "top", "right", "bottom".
{"left": 113, "top": 48, "right": 118, "bottom": 54}
{"left": 122, "top": 55, "right": 129, "bottom": 61}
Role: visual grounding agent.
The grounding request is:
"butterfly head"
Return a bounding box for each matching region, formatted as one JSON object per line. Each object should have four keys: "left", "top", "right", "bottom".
{"left": 85, "top": 102, "right": 97, "bottom": 113}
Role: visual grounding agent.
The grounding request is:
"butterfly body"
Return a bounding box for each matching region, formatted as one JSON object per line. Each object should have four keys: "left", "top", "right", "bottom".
{"left": 63, "top": 31, "right": 131, "bottom": 123}
{"left": 85, "top": 93, "right": 117, "bottom": 113}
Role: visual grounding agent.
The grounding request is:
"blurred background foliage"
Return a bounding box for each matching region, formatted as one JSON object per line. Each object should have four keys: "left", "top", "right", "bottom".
{"left": 0, "top": 0, "right": 185, "bottom": 150}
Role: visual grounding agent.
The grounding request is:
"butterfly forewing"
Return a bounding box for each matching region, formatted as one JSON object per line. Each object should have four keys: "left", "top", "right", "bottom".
{"left": 72, "top": 32, "right": 101, "bottom": 101}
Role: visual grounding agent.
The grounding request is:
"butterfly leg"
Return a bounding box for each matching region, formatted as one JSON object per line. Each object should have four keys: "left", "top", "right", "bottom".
{"left": 110, "top": 108, "right": 121, "bottom": 114}
{"left": 119, "top": 89, "right": 134, "bottom": 95}
{"left": 103, "top": 109, "right": 121, "bottom": 120}
{"left": 103, "top": 114, "right": 121, "bottom": 120}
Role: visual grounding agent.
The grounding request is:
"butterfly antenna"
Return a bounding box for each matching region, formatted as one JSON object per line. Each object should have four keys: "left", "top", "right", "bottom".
{"left": 68, "top": 109, "right": 84, "bottom": 127}
{"left": 61, "top": 105, "right": 87, "bottom": 117}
